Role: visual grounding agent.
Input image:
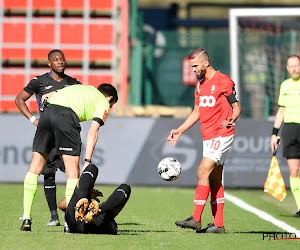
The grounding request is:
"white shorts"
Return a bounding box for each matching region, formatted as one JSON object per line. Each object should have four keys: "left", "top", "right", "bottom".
{"left": 202, "top": 135, "right": 234, "bottom": 165}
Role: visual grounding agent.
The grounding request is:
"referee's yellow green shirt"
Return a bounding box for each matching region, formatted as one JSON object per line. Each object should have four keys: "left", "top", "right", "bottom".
{"left": 278, "top": 77, "right": 300, "bottom": 123}
{"left": 48, "top": 85, "right": 110, "bottom": 123}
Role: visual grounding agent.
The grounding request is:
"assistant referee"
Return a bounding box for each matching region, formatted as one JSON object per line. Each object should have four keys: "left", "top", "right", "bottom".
{"left": 271, "top": 55, "right": 300, "bottom": 217}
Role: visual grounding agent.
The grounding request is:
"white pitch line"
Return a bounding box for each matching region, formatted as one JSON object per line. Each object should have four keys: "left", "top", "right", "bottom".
{"left": 225, "top": 192, "right": 300, "bottom": 237}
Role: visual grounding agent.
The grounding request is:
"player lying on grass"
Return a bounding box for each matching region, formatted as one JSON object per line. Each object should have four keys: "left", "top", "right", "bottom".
{"left": 58, "top": 163, "right": 131, "bottom": 234}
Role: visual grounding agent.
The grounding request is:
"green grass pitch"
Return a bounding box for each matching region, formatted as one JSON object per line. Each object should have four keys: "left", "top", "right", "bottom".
{"left": 1, "top": 183, "right": 300, "bottom": 249}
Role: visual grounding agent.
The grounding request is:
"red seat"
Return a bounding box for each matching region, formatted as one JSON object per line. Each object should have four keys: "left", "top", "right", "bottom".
{"left": 1, "top": 74, "right": 25, "bottom": 96}
{"left": 60, "top": 23, "right": 84, "bottom": 44}
{"left": 28, "top": 100, "right": 39, "bottom": 112}
{"left": 31, "top": 48, "right": 51, "bottom": 61}
{"left": 90, "top": 0, "right": 113, "bottom": 11}
{"left": 89, "top": 49, "right": 113, "bottom": 62}
{"left": 71, "top": 74, "right": 84, "bottom": 84}
{"left": 89, "top": 23, "right": 114, "bottom": 45}
{"left": 2, "top": 48, "right": 26, "bottom": 61}
{"left": 61, "top": 0, "right": 84, "bottom": 10}
{"left": 88, "top": 75, "right": 114, "bottom": 87}
{"left": 32, "top": 22, "right": 55, "bottom": 44}
{"left": 63, "top": 49, "right": 84, "bottom": 61}
{"left": 4, "top": 0, "right": 27, "bottom": 10}
{"left": 0, "top": 100, "right": 20, "bottom": 112}
{"left": 2, "top": 22, "right": 26, "bottom": 43}
{"left": 32, "top": 0, "right": 55, "bottom": 10}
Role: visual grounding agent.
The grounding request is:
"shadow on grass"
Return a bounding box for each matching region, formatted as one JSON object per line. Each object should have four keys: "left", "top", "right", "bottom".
{"left": 231, "top": 231, "right": 293, "bottom": 234}
{"left": 279, "top": 214, "right": 296, "bottom": 218}
{"left": 118, "top": 229, "right": 176, "bottom": 235}
{"left": 118, "top": 223, "right": 143, "bottom": 226}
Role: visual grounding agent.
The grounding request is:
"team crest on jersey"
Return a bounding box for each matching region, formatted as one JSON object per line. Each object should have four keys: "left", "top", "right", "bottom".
{"left": 211, "top": 85, "right": 215, "bottom": 94}
{"left": 102, "top": 110, "right": 108, "bottom": 122}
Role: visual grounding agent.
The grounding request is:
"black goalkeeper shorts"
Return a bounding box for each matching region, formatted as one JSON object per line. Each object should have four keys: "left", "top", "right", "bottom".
{"left": 41, "top": 147, "right": 65, "bottom": 175}
{"left": 33, "top": 105, "right": 82, "bottom": 156}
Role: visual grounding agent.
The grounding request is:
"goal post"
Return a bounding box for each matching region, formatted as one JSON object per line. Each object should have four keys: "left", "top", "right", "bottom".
{"left": 229, "top": 8, "right": 300, "bottom": 119}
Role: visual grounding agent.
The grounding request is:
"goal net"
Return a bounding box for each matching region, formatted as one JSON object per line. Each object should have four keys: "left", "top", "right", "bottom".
{"left": 229, "top": 8, "right": 300, "bottom": 119}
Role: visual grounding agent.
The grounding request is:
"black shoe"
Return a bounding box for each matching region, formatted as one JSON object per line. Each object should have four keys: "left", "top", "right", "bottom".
{"left": 64, "top": 222, "right": 71, "bottom": 233}
{"left": 196, "top": 223, "right": 214, "bottom": 233}
{"left": 20, "top": 218, "right": 32, "bottom": 231}
{"left": 205, "top": 223, "right": 225, "bottom": 234}
{"left": 291, "top": 210, "right": 300, "bottom": 218}
{"left": 175, "top": 216, "right": 202, "bottom": 230}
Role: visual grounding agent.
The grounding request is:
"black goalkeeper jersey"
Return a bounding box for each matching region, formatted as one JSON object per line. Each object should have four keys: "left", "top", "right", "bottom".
{"left": 24, "top": 72, "right": 81, "bottom": 108}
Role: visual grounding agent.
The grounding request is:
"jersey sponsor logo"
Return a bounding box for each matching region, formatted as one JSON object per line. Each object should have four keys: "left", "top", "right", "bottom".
{"left": 45, "top": 85, "right": 53, "bottom": 90}
{"left": 198, "top": 95, "right": 216, "bottom": 107}
{"left": 102, "top": 110, "right": 108, "bottom": 122}
{"left": 59, "top": 147, "right": 73, "bottom": 151}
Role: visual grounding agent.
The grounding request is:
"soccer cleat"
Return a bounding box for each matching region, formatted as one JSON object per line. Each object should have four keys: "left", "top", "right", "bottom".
{"left": 64, "top": 222, "right": 71, "bottom": 233}
{"left": 205, "top": 223, "right": 225, "bottom": 234}
{"left": 75, "top": 198, "right": 89, "bottom": 222}
{"left": 84, "top": 200, "right": 101, "bottom": 224}
{"left": 196, "top": 223, "right": 214, "bottom": 233}
{"left": 47, "top": 219, "right": 60, "bottom": 226}
{"left": 175, "top": 216, "right": 202, "bottom": 230}
{"left": 20, "top": 218, "right": 32, "bottom": 231}
{"left": 291, "top": 210, "right": 300, "bottom": 218}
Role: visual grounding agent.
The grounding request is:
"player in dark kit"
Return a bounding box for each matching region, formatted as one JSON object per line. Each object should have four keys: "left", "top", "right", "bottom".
{"left": 15, "top": 49, "right": 81, "bottom": 226}
{"left": 64, "top": 163, "right": 131, "bottom": 234}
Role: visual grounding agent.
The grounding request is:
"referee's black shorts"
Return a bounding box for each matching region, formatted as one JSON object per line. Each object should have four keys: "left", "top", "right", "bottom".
{"left": 33, "top": 104, "right": 82, "bottom": 156}
{"left": 282, "top": 123, "right": 300, "bottom": 159}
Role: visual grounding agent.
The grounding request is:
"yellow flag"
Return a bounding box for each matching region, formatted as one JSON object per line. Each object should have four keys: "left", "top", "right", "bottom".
{"left": 264, "top": 156, "right": 286, "bottom": 201}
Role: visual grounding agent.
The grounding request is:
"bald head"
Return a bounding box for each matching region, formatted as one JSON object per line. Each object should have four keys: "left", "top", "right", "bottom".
{"left": 286, "top": 55, "right": 300, "bottom": 80}
{"left": 189, "top": 48, "right": 209, "bottom": 61}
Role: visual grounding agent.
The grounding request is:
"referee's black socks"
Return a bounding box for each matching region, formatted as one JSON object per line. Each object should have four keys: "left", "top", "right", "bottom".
{"left": 44, "top": 174, "right": 58, "bottom": 219}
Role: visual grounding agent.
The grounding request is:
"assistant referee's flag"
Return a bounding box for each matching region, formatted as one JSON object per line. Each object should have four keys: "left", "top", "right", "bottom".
{"left": 264, "top": 137, "right": 286, "bottom": 202}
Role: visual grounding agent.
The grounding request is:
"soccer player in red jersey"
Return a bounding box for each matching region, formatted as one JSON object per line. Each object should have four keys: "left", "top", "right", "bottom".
{"left": 167, "top": 48, "right": 241, "bottom": 233}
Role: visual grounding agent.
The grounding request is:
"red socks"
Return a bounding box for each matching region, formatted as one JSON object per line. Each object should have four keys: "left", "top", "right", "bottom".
{"left": 210, "top": 186, "right": 224, "bottom": 227}
{"left": 192, "top": 185, "right": 224, "bottom": 227}
{"left": 192, "top": 185, "right": 210, "bottom": 222}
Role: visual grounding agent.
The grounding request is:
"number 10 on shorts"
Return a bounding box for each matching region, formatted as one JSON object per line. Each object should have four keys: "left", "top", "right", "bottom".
{"left": 210, "top": 139, "right": 220, "bottom": 150}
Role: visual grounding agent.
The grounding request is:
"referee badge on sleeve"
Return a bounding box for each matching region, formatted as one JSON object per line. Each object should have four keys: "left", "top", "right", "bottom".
{"left": 102, "top": 110, "right": 108, "bottom": 122}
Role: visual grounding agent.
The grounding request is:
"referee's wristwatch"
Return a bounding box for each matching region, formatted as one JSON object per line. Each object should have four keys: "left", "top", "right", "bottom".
{"left": 85, "top": 159, "right": 92, "bottom": 163}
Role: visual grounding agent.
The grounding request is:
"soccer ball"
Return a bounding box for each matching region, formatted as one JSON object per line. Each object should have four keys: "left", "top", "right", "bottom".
{"left": 157, "top": 157, "right": 181, "bottom": 181}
